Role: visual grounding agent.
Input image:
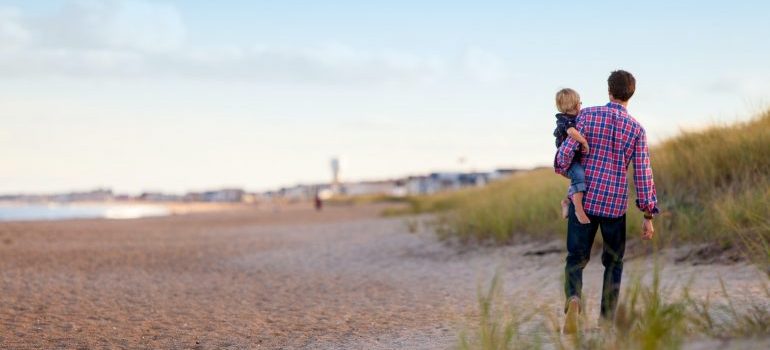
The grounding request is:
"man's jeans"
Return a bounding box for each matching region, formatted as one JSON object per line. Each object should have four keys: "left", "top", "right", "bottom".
{"left": 564, "top": 203, "right": 626, "bottom": 319}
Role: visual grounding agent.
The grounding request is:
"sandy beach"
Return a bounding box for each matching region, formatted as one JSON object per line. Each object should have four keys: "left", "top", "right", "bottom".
{"left": 1, "top": 203, "right": 767, "bottom": 349}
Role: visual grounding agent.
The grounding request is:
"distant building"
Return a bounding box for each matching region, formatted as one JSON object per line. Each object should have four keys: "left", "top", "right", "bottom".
{"left": 203, "top": 189, "right": 245, "bottom": 202}
{"left": 341, "top": 180, "right": 401, "bottom": 197}
{"left": 277, "top": 184, "right": 327, "bottom": 201}
{"left": 458, "top": 172, "right": 489, "bottom": 187}
{"left": 252, "top": 166, "right": 523, "bottom": 200}
{"left": 330, "top": 157, "right": 341, "bottom": 195}
{"left": 489, "top": 168, "right": 518, "bottom": 180}
{"left": 405, "top": 175, "right": 434, "bottom": 195}
{"left": 53, "top": 188, "right": 114, "bottom": 202}
{"left": 183, "top": 192, "right": 204, "bottom": 202}
{"left": 139, "top": 192, "right": 182, "bottom": 202}
{"left": 182, "top": 188, "right": 245, "bottom": 202}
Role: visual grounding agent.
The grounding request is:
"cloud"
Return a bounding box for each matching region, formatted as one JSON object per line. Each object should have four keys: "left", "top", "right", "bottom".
{"left": 0, "top": 0, "right": 183, "bottom": 77}
{"left": 463, "top": 47, "right": 510, "bottom": 83}
{"left": 35, "top": 0, "right": 185, "bottom": 52}
{"left": 0, "top": 7, "right": 30, "bottom": 50}
{"left": 704, "top": 76, "right": 770, "bottom": 102}
{"left": 217, "top": 44, "right": 447, "bottom": 84}
{"left": 706, "top": 76, "right": 746, "bottom": 94}
{"left": 0, "top": 1, "right": 509, "bottom": 85}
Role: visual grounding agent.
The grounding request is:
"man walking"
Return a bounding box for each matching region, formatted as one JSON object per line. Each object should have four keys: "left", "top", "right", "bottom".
{"left": 555, "top": 70, "right": 659, "bottom": 333}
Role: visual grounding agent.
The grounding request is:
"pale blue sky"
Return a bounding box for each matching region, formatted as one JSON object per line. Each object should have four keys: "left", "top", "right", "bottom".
{"left": 1, "top": 0, "right": 769, "bottom": 194}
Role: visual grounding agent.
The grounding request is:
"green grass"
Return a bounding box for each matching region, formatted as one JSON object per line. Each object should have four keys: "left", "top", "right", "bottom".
{"left": 395, "top": 109, "right": 770, "bottom": 258}
{"left": 381, "top": 188, "right": 480, "bottom": 216}
{"left": 325, "top": 193, "right": 408, "bottom": 206}
{"left": 459, "top": 268, "right": 770, "bottom": 350}
{"left": 458, "top": 274, "right": 535, "bottom": 350}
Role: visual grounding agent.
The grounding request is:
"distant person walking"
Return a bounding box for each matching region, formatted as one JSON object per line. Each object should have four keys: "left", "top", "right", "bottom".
{"left": 314, "top": 192, "right": 323, "bottom": 211}
{"left": 554, "top": 70, "right": 659, "bottom": 333}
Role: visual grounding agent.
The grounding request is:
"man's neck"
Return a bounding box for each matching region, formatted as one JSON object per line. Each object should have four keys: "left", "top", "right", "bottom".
{"left": 609, "top": 98, "right": 629, "bottom": 108}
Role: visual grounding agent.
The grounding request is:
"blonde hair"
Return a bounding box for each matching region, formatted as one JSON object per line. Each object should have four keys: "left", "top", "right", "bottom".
{"left": 555, "top": 88, "right": 581, "bottom": 114}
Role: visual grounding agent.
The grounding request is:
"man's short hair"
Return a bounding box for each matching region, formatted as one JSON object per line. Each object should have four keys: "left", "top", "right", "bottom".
{"left": 555, "top": 88, "right": 581, "bottom": 114}
{"left": 608, "top": 70, "right": 636, "bottom": 101}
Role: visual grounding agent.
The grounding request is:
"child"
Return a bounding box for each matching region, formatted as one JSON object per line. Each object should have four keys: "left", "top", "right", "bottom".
{"left": 553, "top": 88, "right": 591, "bottom": 224}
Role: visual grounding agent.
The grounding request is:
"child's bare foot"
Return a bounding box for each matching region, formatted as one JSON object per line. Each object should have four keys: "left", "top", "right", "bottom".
{"left": 572, "top": 192, "right": 590, "bottom": 224}
{"left": 575, "top": 209, "right": 591, "bottom": 224}
{"left": 561, "top": 198, "right": 570, "bottom": 219}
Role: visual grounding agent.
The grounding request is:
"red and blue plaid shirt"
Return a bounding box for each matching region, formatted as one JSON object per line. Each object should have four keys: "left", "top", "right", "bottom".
{"left": 555, "top": 102, "right": 659, "bottom": 218}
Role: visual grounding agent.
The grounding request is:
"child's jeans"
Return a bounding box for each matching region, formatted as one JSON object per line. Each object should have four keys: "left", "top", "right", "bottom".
{"left": 567, "top": 161, "right": 586, "bottom": 196}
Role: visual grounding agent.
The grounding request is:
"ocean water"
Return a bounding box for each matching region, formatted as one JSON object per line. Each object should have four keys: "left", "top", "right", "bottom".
{"left": 0, "top": 204, "right": 170, "bottom": 222}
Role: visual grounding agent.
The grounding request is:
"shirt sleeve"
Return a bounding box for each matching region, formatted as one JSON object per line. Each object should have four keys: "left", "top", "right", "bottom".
{"left": 554, "top": 114, "right": 584, "bottom": 175}
{"left": 633, "top": 127, "right": 660, "bottom": 215}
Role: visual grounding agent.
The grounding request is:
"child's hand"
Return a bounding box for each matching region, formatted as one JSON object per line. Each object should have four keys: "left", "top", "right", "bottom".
{"left": 581, "top": 143, "right": 590, "bottom": 154}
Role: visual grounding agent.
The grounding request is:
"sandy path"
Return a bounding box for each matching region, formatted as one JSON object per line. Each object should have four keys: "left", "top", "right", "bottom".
{"left": 1, "top": 204, "right": 766, "bottom": 349}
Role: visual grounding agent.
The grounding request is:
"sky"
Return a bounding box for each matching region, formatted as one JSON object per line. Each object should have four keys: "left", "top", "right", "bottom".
{"left": 2, "top": 0, "right": 769, "bottom": 194}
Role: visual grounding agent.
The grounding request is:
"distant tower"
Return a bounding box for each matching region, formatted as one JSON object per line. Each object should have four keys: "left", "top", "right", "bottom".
{"left": 330, "top": 157, "right": 341, "bottom": 194}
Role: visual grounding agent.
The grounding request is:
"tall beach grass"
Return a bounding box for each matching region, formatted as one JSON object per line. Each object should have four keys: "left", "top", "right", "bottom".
{"left": 393, "top": 109, "right": 770, "bottom": 262}
{"left": 459, "top": 269, "right": 770, "bottom": 350}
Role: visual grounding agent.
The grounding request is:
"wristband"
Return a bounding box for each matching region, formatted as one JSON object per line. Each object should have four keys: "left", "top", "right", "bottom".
{"left": 644, "top": 213, "right": 654, "bottom": 220}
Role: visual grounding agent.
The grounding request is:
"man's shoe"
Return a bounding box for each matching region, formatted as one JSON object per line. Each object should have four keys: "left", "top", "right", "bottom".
{"left": 563, "top": 297, "right": 581, "bottom": 334}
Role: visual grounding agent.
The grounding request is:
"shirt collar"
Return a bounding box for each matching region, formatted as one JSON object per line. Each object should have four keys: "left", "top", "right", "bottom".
{"left": 606, "top": 101, "right": 627, "bottom": 112}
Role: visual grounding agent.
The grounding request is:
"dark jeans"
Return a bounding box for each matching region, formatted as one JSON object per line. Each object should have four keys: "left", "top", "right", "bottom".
{"left": 564, "top": 203, "right": 626, "bottom": 319}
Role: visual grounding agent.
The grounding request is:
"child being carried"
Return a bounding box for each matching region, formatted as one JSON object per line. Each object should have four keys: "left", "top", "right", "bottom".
{"left": 553, "top": 88, "right": 591, "bottom": 224}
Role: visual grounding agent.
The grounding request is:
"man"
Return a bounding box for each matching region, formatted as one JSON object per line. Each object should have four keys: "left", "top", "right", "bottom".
{"left": 554, "top": 70, "right": 659, "bottom": 333}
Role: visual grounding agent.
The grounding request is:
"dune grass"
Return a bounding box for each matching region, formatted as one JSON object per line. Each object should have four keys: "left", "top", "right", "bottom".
{"left": 393, "top": 110, "right": 770, "bottom": 257}
{"left": 459, "top": 268, "right": 770, "bottom": 350}
{"left": 325, "top": 193, "right": 408, "bottom": 206}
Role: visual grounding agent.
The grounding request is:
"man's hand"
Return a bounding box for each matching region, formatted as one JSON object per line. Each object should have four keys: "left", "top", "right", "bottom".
{"left": 581, "top": 143, "right": 590, "bottom": 154}
{"left": 642, "top": 218, "right": 654, "bottom": 240}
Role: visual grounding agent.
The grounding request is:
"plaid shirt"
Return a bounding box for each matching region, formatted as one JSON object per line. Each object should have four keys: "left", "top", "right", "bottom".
{"left": 555, "top": 102, "right": 659, "bottom": 218}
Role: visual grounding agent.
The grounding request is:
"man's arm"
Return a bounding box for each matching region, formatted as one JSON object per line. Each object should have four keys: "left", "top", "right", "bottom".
{"left": 633, "top": 127, "right": 660, "bottom": 215}
{"left": 555, "top": 138, "right": 579, "bottom": 176}
{"left": 566, "top": 127, "right": 589, "bottom": 153}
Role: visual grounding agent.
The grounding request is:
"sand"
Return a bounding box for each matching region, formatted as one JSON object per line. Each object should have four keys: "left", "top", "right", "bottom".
{"left": 1, "top": 203, "right": 767, "bottom": 349}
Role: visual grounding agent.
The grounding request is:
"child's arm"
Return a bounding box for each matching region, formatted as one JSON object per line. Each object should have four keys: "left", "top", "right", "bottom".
{"left": 567, "top": 127, "right": 590, "bottom": 153}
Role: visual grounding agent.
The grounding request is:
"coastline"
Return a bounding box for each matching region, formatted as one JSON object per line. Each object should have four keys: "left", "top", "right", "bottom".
{"left": 0, "top": 200, "right": 252, "bottom": 222}
{"left": 1, "top": 203, "right": 765, "bottom": 349}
